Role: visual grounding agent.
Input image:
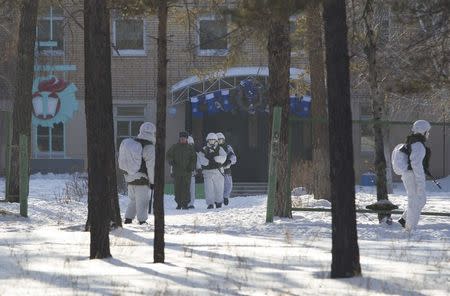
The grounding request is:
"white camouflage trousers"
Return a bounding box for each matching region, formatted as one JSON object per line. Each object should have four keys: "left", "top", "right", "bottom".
{"left": 401, "top": 171, "right": 427, "bottom": 231}
{"left": 223, "top": 174, "right": 233, "bottom": 199}
{"left": 125, "top": 185, "right": 151, "bottom": 222}
{"left": 203, "top": 169, "right": 224, "bottom": 206}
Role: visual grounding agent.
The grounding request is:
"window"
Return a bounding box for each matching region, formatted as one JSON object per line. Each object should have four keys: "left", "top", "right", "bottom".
{"left": 115, "top": 106, "right": 145, "bottom": 148}
{"left": 35, "top": 123, "right": 65, "bottom": 158}
{"left": 112, "top": 18, "right": 145, "bottom": 56}
{"left": 37, "top": 5, "right": 64, "bottom": 53}
{"left": 360, "top": 103, "right": 374, "bottom": 152}
{"left": 197, "top": 15, "right": 228, "bottom": 56}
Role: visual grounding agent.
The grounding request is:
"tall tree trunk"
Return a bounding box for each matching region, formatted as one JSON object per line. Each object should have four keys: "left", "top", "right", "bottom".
{"left": 154, "top": 0, "right": 167, "bottom": 263}
{"left": 267, "top": 7, "right": 292, "bottom": 218}
{"left": 84, "top": 0, "right": 117, "bottom": 259}
{"left": 110, "top": 189, "right": 122, "bottom": 228}
{"left": 306, "top": 1, "right": 331, "bottom": 201}
{"left": 364, "top": 0, "right": 389, "bottom": 221}
{"left": 384, "top": 128, "right": 394, "bottom": 194}
{"left": 7, "top": 0, "right": 39, "bottom": 202}
{"left": 323, "top": 0, "right": 361, "bottom": 278}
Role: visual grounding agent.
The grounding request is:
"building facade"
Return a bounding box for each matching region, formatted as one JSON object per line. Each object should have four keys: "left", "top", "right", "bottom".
{"left": 0, "top": 1, "right": 448, "bottom": 184}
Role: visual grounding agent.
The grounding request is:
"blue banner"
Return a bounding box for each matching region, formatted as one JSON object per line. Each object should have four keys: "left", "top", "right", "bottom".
{"left": 190, "top": 96, "right": 204, "bottom": 118}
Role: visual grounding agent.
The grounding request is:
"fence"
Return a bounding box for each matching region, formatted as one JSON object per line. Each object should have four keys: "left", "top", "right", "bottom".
{"left": 265, "top": 108, "right": 450, "bottom": 221}
{"left": 287, "top": 116, "right": 450, "bottom": 193}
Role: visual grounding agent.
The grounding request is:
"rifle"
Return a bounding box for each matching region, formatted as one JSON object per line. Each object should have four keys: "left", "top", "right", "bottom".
{"left": 431, "top": 179, "right": 442, "bottom": 190}
{"left": 426, "top": 171, "right": 442, "bottom": 190}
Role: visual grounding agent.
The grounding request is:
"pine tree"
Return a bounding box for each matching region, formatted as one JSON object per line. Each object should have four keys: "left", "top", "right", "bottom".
{"left": 7, "top": 0, "right": 39, "bottom": 202}
{"left": 363, "top": 0, "right": 390, "bottom": 221}
{"left": 153, "top": 0, "right": 168, "bottom": 263}
{"left": 323, "top": 0, "right": 362, "bottom": 278}
{"left": 84, "top": 0, "right": 117, "bottom": 259}
{"left": 229, "top": 0, "right": 308, "bottom": 218}
{"left": 266, "top": 1, "right": 293, "bottom": 218}
{"left": 306, "top": 1, "right": 331, "bottom": 201}
{"left": 110, "top": 0, "right": 170, "bottom": 262}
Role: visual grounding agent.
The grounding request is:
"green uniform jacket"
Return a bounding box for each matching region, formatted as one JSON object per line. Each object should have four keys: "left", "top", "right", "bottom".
{"left": 166, "top": 143, "right": 197, "bottom": 177}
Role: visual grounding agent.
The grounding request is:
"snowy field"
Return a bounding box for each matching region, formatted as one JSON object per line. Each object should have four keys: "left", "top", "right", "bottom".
{"left": 0, "top": 174, "right": 449, "bottom": 296}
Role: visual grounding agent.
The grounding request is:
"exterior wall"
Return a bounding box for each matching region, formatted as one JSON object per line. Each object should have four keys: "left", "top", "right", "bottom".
{"left": 0, "top": 0, "right": 448, "bottom": 180}
{"left": 65, "top": 100, "right": 86, "bottom": 161}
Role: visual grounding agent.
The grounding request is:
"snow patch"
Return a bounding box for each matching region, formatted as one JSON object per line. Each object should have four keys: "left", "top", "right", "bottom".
{"left": 0, "top": 175, "right": 448, "bottom": 295}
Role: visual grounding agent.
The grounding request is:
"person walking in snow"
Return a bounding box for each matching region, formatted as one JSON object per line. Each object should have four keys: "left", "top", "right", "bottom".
{"left": 167, "top": 131, "right": 197, "bottom": 209}
{"left": 187, "top": 136, "right": 201, "bottom": 209}
{"left": 198, "top": 133, "right": 227, "bottom": 209}
{"left": 216, "top": 132, "right": 237, "bottom": 206}
{"left": 397, "top": 120, "right": 432, "bottom": 231}
{"left": 122, "top": 122, "right": 155, "bottom": 225}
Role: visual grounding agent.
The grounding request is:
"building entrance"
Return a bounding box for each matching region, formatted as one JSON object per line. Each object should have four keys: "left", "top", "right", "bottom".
{"left": 200, "top": 111, "right": 269, "bottom": 182}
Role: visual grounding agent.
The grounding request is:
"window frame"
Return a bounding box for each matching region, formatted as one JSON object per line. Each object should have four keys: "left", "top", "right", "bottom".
{"left": 114, "top": 105, "right": 147, "bottom": 150}
{"left": 196, "top": 15, "right": 229, "bottom": 57}
{"left": 33, "top": 123, "right": 66, "bottom": 159}
{"left": 36, "top": 6, "right": 65, "bottom": 56}
{"left": 112, "top": 17, "right": 146, "bottom": 57}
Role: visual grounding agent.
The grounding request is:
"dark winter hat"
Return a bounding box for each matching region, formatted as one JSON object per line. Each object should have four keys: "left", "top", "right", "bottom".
{"left": 179, "top": 131, "right": 189, "bottom": 138}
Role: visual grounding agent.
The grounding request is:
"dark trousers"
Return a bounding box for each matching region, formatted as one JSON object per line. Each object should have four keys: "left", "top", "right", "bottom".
{"left": 174, "top": 174, "right": 191, "bottom": 207}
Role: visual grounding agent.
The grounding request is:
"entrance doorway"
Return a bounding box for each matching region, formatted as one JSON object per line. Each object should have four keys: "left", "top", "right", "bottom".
{"left": 191, "top": 111, "right": 269, "bottom": 182}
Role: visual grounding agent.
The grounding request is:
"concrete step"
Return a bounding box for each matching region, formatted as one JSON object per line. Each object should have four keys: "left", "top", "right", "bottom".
{"left": 232, "top": 187, "right": 267, "bottom": 190}
{"left": 231, "top": 182, "right": 268, "bottom": 197}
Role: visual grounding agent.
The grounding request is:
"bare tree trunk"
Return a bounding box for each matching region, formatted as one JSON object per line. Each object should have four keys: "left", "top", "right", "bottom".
{"left": 323, "top": 0, "right": 361, "bottom": 278}
{"left": 7, "top": 0, "right": 39, "bottom": 202}
{"left": 84, "top": 0, "right": 117, "bottom": 259}
{"left": 306, "top": 1, "right": 331, "bottom": 201}
{"left": 364, "top": 0, "right": 389, "bottom": 221}
{"left": 267, "top": 7, "right": 292, "bottom": 218}
{"left": 384, "top": 128, "right": 393, "bottom": 194}
{"left": 153, "top": 0, "right": 167, "bottom": 263}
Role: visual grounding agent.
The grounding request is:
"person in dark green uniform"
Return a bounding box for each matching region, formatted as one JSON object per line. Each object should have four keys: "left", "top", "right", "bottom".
{"left": 167, "top": 131, "right": 197, "bottom": 209}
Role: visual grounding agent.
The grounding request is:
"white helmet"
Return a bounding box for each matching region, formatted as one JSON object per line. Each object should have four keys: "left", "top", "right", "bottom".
{"left": 411, "top": 120, "right": 431, "bottom": 135}
{"left": 187, "top": 136, "right": 194, "bottom": 145}
{"left": 216, "top": 132, "right": 225, "bottom": 140}
{"left": 137, "top": 122, "right": 156, "bottom": 142}
{"left": 206, "top": 133, "right": 218, "bottom": 141}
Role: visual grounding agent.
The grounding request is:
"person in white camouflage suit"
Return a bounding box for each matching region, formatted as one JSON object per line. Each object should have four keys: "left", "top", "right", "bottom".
{"left": 187, "top": 136, "right": 201, "bottom": 209}
{"left": 394, "top": 120, "right": 432, "bottom": 231}
{"left": 198, "top": 133, "right": 227, "bottom": 209}
{"left": 216, "top": 132, "right": 237, "bottom": 206}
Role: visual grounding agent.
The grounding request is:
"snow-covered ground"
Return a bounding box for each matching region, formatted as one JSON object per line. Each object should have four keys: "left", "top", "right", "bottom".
{"left": 0, "top": 174, "right": 449, "bottom": 295}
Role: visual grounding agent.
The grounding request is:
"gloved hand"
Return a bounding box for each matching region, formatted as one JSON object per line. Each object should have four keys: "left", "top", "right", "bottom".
{"left": 223, "top": 159, "right": 231, "bottom": 167}
{"left": 149, "top": 183, "right": 155, "bottom": 190}
{"left": 205, "top": 153, "right": 215, "bottom": 161}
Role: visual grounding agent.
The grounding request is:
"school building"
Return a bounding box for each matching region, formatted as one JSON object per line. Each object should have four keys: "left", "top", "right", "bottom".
{"left": 0, "top": 1, "right": 448, "bottom": 186}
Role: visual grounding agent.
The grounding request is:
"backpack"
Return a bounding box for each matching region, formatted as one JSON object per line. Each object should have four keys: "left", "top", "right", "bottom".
{"left": 391, "top": 132, "right": 432, "bottom": 177}
{"left": 391, "top": 144, "right": 410, "bottom": 176}
{"left": 118, "top": 138, "right": 148, "bottom": 175}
